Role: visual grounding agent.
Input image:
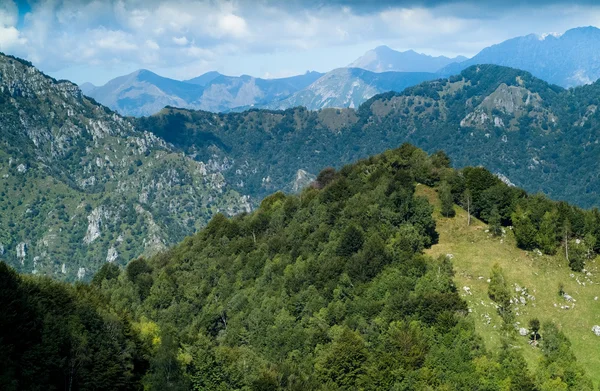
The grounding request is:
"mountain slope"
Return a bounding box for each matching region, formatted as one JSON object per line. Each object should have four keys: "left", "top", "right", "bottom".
{"left": 263, "top": 67, "right": 436, "bottom": 110}
{"left": 184, "top": 70, "right": 223, "bottom": 86}
{"left": 0, "top": 53, "right": 249, "bottom": 281}
{"left": 440, "top": 26, "right": 600, "bottom": 87}
{"left": 193, "top": 71, "right": 324, "bottom": 112}
{"left": 418, "top": 185, "right": 600, "bottom": 386}
{"left": 87, "top": 70, "right": 323, "bottom": 116}
{"left": 349, "top": 45, "right": 467, "bottom": 72}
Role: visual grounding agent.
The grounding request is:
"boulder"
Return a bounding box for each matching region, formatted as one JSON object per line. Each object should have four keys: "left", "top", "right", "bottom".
{"left": 519, "top": 328, "right": 529, "bottom": 336}
{"left": 593, "top": 325, "right": 600, "bottom": 337}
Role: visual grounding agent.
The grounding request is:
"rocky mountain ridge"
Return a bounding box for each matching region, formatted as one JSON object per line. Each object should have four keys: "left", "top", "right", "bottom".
{"left": 261, "top": 67, "right": 436, "bottom": 110}
{"left": 84, "top": 69, "right": 323, "bottom": 116}
{"left": 0, "top": 52, "right": 250, "bottom": 281}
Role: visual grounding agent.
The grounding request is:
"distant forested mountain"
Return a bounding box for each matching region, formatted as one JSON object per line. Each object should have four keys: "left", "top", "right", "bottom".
{"left": 140, "top": 64, "right": 600, "bottom": 208}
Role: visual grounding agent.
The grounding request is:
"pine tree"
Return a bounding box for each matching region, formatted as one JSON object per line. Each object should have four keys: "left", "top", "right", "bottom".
{"left": 536, "top": 211, "right": 558, "bottom": 254}
{"left": 512, "top": 207, "right": 537, "bottom": 250}
{"left": 438, "top": 181, "right": 455, "bottom": 218}
{"left": 488, "top": 205, "right": 502, "bottom": 237}
{"left": 488, "top": 264, "right": 513, "bottom": 325}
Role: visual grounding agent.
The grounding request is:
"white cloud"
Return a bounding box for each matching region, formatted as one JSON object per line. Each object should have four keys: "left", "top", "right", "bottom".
{"left": 0, "top": 0, "right": 18, "bottom": 26}
{"left": 145, "top": 39, "right": 160, "bottom": 50}
{"left": 94, "top": 29, "right": 137, "bottom": 51}
{"left": 0, "top": 26, "right": 26, "bottom": 50}
{"left": 0, "top": 0, "right": 26, "bottom": 50}
{"left": 172, "top": 36, "right": 188, "bottom": 45}
{"left": 5, "top": 0, "right": 600, "bottom": 85}
{"left": 216, "top": 13, "right": 248, "bottom": 38}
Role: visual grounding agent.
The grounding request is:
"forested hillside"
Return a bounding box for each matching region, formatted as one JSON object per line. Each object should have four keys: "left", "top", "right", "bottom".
{"left": 140, "top": 64, "right": 600, "bottom": 208}
{"left": 0, "top": 262, "right": 149, "bottom": 390}
{"left": 3, "top": 144, "right": 593, "bottom": 390}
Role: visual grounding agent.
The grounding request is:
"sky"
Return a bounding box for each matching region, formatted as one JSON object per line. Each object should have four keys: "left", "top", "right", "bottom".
{"left": 3, "top": 0, "right": 600, "bottom": 85}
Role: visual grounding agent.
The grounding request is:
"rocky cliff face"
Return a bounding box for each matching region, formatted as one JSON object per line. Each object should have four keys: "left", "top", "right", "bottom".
{"left": 0, "top": 53, "right": 250, "bottom": 281}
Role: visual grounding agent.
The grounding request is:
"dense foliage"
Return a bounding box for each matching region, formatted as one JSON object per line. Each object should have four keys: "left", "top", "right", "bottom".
{"left": 0, "top": 262, "right": 149, "bottom": 390}
{"left": 81, "top": 145, "right": 590, "bottom": 390}
{"left": 139, "top": 64, "right": 600, "bottom": 208}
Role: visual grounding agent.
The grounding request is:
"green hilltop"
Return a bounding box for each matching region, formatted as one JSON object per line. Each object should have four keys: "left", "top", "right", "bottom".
{"left": 3, "top": 144, "right": 599, "bottom": 390}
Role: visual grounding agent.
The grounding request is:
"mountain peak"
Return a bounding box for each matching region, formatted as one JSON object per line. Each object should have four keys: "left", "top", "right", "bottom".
{"left": 438, "top": 25, "right": 600, "bottom": 88}
{"left": 349, "top": 46, "right": 466, "bottom": 73}
{"left": 561, "top": 25, "right": 600, "bottom": 38}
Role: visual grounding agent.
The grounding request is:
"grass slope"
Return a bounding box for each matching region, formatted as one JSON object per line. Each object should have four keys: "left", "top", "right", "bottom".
{"left": 417, "top": 185, "right": 600, "bottom": 386}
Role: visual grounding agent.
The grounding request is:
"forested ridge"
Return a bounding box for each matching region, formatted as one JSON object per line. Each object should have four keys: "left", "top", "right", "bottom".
{"left": 139, "top": 64, "right": 600, "bottom": 208}
{"left": 2, "top": 144, "right": 597, "bottom": 390}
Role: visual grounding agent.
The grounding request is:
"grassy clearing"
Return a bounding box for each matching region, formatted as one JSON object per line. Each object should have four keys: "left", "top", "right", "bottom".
{"left": 416, "top": 184, "right": 600, "bottom": 387}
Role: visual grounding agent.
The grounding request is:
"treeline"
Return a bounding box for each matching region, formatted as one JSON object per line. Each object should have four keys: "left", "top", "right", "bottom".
{"left": 438, "top": 164, "right": 600, "bottom": 271}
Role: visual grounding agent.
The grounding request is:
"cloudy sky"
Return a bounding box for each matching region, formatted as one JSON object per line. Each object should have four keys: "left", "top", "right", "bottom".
{"left": 3, "top": 0, "right": 600, "bottom": 85}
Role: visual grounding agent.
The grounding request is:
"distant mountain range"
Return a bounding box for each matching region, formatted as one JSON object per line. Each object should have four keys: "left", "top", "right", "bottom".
{"left": 440, "top": 26, "right": 600, "bottom": 87}
{"left": 261, "top": 67, "right": 436, "bottom": 110}
{"left": 83, "top": 70, "right": 323, "bottom": 116}
{"left": 348, "top": 45, "right": 467, "bottom": 72}
{"left": 82, "top": 26, "right": 600, "bottom": 116}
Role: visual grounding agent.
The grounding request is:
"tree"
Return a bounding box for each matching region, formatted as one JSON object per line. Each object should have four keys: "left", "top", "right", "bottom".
{"left": 488, "top": 205, "right": 502, "bottom": 237}
{"left": 462, "top": 189, "right": 472, "bottom": 226}
{"left": 337, "top": 225, "right": 364, "bottom": 257}
{"left": 512, "top": 207, "right": 537, "bottom": 250}
{"left": 568, "top": 239, "right": 586, "bottom": 272}
{"left": 438, "top": 181, "right": 455, "bottom": 218}
{"left": 529, "top": 318, "right": 540, "bottom": 343}
{"left": 563, "top": 219, "right": 571, "bottom": 263}
{"left": 536, "top": 211, "right": 558, "bottom": 255}
{"left": 315, "top": 167, "right": 336, "bottom": 189}
{"left": 488, "top": 264, "right": 513, "bottom": 325}
{"left": 315, "top": 327, "right": 369, "bottom": 388}
{"left": 91, "top": 262, "right": 121, "bottom": 286}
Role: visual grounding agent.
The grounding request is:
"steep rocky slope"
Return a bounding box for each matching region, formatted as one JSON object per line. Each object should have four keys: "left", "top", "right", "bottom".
{"left": 0, "top": 53, "right": 250, "bottom": 281}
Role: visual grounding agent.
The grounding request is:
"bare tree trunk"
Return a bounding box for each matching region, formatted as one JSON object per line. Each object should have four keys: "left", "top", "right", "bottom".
{"left": 467, "top": 196, "right": 471, "bottom": 226}
{"left": 564, "top": 224, "right": 570, "bottom": 263}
